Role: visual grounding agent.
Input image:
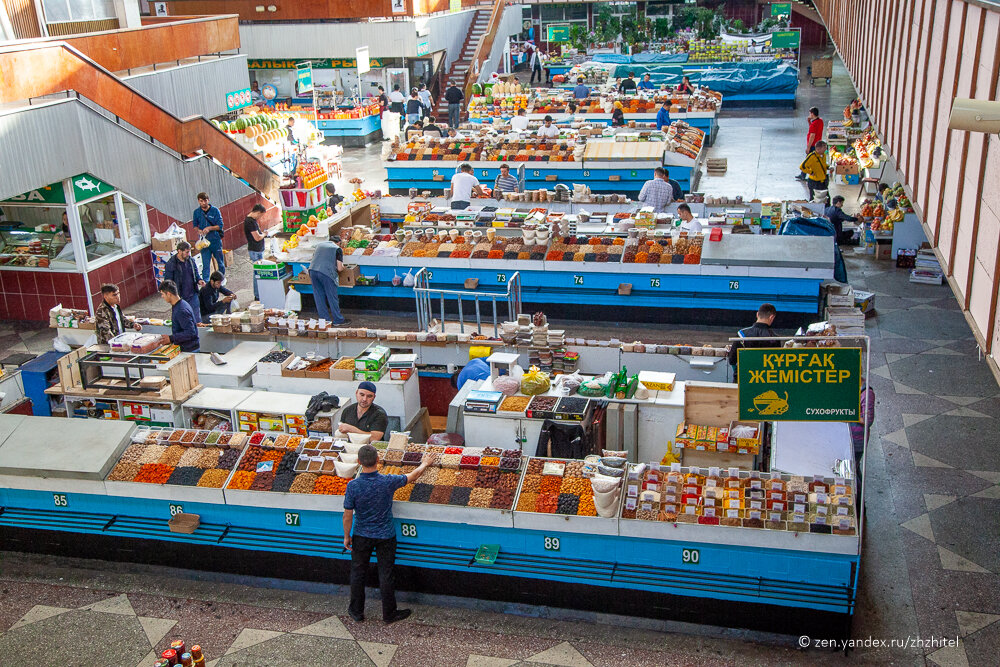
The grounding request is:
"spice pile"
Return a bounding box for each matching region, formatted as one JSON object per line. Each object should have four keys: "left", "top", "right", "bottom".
{"left": 515, "top": 458, "right": 598, "bottom": 516}
{"left": 106, "top": 428, "right": 246, "bottom": 488}
{"left": 621, "top": 464, "right": 856, "bottom": 535}
{"left": 545, "top": 236, "right": 624, "bottom": 262}
{"left": 379, "top": 444, "right": 523, "bottom": 510}
{"left": 621, "top": 236, "right": 703, "bottom": 265}
{"left": 401, "top": 235, "right": 546, "bottom": 261}
{"left": 227, "top": 437, "right": 358, "bottom": 494}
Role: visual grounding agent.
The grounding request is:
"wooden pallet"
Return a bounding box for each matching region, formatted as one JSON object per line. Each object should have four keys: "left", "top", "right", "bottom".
{"left": 49, "top": 350, "right": 201, "bottom": 402}
{"left": 706, "top": 157, "right": 728, "bottom": 175}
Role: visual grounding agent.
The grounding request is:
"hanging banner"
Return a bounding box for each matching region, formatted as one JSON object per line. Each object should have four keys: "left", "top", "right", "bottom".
{"left": 71, "top": 174, "right": 115, "bottom": 202}
{"left": 296, "top": 61, "right": 314, "bottom": 94}
{"left": 356, "top": 46, "right": 371, "bottom": 75}
{"left": 248, "top": 58, "right": 386, "bottom": 70}
{"left": 771, "top": 3, "right": 792, "bottom": 17}
{"left": 546, "top": 24, "right": 571, "bottom": 43}
{"left": 737, "top": 348, "right": 863, "bottom": 422}
{"left": 226, "top": 87, "right": 253, "bottom": 111}
{"left": 771, "top": 30, "right": 800, "bottom": 49}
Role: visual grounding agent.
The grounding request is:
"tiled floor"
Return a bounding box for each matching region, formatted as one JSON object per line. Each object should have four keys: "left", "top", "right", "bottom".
{"left": 2, "top": 52, "right": 1000, "bottom": 665}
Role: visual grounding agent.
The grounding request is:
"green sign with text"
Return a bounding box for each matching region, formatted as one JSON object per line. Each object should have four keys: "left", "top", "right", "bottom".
{"left": 738, "top": 348, "right": 862, "bottom": 422}
{"left": 546, "top": 24, "right": 571, "bottom": 42}
{"left": 771, "top": 3, "right": 792, "bottom": 16}
{"left": 771, "top": 30, "right": 800, "bottom": 49}
{"left": 248, "top": 58, "right": 386, "bottom": 70}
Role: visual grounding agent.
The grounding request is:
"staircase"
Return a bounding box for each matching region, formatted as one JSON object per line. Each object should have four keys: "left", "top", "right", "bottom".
{"left": 0, "top": 41, "right": 282, "bottom": 207}
{"left": 434, "top": 8, "right": 491, "bottom": 124}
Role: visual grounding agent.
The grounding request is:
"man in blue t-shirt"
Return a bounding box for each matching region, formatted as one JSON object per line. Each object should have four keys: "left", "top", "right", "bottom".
{"left": 193, "top": 192, "right": 225, "bottom": 281}
{"left": 343, "top": 445, "right": 432, "bottom": 624}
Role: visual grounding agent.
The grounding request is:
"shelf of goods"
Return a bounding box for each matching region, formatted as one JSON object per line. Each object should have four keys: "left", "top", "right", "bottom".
{"left": 468, "top": 90, "right": 721, "bottom": 144}
{"left": 279, "top": 224, "right": 834, "bottom": 315}
{"left": 312, "top": 104, "right": 381, "bottom": 142}
{"left": 213, "top": 109, "right": 322, "bottom": 170}
{"left": 385, "top": 124, "right": 704, "bottom": 196}
{"left": 0, "top": 415, "right": 860, "bottom": 636}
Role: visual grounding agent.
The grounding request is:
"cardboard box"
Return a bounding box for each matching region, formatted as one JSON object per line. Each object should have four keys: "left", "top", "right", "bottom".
{"left": 151, "top": 235, "right": 184, "bottom": 252}
{"left": 876, "top": 241, "right": 892, "bottom": 260}
{"left": 354, "top": 365, "right": 388, "bottom": 382}
{"left": 339, "top": 265, "right": 360, "bottom": 288}
{"left": 330, "top": 356, "right": 355, "bottom": 381}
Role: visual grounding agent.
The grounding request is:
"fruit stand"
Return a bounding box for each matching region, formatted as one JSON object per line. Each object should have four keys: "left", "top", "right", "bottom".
{"left": 312, "top": 103, "right": 381, "bottom": 146}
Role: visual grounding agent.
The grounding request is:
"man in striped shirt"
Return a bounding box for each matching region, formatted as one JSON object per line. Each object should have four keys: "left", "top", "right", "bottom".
{"left": 493, "top": 163, "right": 519, "bottom": 199}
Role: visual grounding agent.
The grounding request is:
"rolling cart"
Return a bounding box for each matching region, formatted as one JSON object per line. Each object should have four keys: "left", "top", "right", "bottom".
{"left": 809, "top": 57, "right": 833, "bottom": 85}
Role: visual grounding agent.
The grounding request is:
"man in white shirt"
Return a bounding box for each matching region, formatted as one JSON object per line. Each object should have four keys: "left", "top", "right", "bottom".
{"left": 536, "top": 115, "right": 560, "bottom": 140}
{"left": 450, "top": 163, "right": 483, "bottom": 210}
{"left": 510, "top": 108, "right": 530, "bottom": 133}
{"left": 677, "top": 203, "right": 703, "bottom": 234}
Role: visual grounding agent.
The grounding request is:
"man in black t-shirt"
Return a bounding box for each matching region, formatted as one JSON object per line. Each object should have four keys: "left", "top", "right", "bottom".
{"left": 338, "top": 381, "right": 389, "bottom": 442}
{"left": 244, "top": 203, "right": 266, "bottom": 300}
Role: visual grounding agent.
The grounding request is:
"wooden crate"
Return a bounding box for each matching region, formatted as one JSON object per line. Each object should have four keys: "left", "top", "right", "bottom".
{"left": 811, "top": 57, "right": 833, "bottom": 78}
{"left": 57, "top": 347, "right": 88, "bottom": 391}
{"left": 684, "top": 381, "right": 739, "bottom": 427}
{"left": 166, "top": 354, "right": 199, "bottom": 401}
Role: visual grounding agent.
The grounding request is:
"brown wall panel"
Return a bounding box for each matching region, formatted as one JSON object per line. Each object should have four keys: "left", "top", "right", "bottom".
{"left": 161, "top": 0, "right": 475, "bottom": 20}
{"left": 814, "top": 0, "right": 1000, "bottom": 365}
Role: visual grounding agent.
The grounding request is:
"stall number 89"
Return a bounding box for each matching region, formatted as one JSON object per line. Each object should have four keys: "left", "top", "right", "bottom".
{"left": 543, "top": 536, "right": 560, "bottom": 551}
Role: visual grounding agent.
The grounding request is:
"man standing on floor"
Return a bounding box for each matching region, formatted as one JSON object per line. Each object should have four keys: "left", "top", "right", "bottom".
{"left": 157, "top": 280, "right": 201, "bottom": 353}
{"left": 799, "top": 141, "right": 830, "bottom": 203}
{"left": 163, "top": 240, "right": 203, "bottom": 322}
{"left": 638, "top": 167, "right": 676, "bottom": 213}
{"left": 417, "top": 83, "right": 434, "bottom": 119}
{"left": 344, "top": 445, "right": 432, "bottom": 624}
{"left": 727, "top": 303, "right": 778, "bottom": 377}
{"left": 797, "top": 107, "right": 824, "bottom": 180}
{"left": 308, "top": 236, "right": 349, "bottom": 325}
{"left": 193, "top": 193, "right": 225, "bottom": 281}
{"left": 244, "top": 204, "right": 267, "bottom": 301}
{"left": 530, "top": 48, "right": 545, "bottom": 85}
{"left": 95, "top": 283, "right": 141, "bottom": 345}
{"left": 444, "top": 82, "right": 464, "bottom": 129}
{"left": 450, "top": 162, "right": 483, "bottom": 210}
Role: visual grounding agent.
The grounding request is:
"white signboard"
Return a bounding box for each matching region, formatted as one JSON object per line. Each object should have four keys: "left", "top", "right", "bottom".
{"left": 356, "top": 46, "right": 371, "bottom": 75}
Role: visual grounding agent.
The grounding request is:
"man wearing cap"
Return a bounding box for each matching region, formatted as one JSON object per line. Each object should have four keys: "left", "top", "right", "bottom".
{"left": 338, "top": 382, "right": 389, "bottom": 442}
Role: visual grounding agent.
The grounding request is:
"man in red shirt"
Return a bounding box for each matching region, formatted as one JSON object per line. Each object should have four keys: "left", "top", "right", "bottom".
{"left": 797, "top": 107, "right": 824, "bottom": 180}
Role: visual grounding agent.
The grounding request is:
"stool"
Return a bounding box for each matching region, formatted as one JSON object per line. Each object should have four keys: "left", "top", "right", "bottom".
{"left": 857, "top": 177, "right": 880, "bottom": 199}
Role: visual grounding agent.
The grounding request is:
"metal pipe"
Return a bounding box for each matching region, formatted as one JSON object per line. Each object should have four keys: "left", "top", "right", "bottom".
{"left": 475, "top": 296, "right": 482, "bottom": 335}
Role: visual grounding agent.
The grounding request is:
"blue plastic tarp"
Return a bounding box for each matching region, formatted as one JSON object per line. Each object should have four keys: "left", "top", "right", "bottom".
{"left": 780, "top": 217, "right": 848, "bottom": 283}
{"left": 610, "top": 61, "right": 799, "bottom": 96}
{"left": 593, "top": 53, "right": 689, "bottom": 64}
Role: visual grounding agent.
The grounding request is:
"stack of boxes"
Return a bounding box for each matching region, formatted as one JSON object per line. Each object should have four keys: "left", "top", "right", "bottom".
{"left": 354, "top": 344, "right": 390, "bottom": 382}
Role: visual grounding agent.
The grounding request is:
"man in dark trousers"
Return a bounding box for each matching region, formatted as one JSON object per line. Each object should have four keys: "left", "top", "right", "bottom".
{"left": 157, "top": 280, "right": 200, "bottom": 352}
{"left": 199, "top": 271, "right": 235, "bottom": 323}
{"left": 824, "top": 195, "right": 859, "bottom": 244}
{"left": 797, "top": 107, "right": 824, "bottom": 180}
{"left": 163, "top": 241, "right": 204, "bottom": 322}
{"left": 193, "top": 192, "right": 225, "bottom": 281}
{"left": 344, "top": 445, "right": 432, "bottom": 623}
{"left": 444, "top": 83, "right": 464, "bottom": 129}
{"left": 727, "top": 303, "right": 778, "bottom": 376}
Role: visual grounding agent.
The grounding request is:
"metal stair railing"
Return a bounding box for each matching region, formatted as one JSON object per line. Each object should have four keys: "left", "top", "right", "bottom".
{"left": 414, "top": 268, "right": 521, "bottom": 337}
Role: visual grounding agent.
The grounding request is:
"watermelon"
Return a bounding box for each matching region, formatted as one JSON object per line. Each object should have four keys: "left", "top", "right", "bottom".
{"left": 219, "top": 120, "right": 230, "bottom": 132}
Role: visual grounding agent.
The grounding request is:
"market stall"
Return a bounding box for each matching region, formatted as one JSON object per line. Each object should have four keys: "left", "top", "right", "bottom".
{"left": 0, "top": 361, "right": 862, "bottom": 638}
{"left": 385, "top": 123, "right": 705, "bottom": 196}
{"left": 0, "top": 175, "right": 153, "bottom": 320}
{"left": 468, "top": 88, "right": 721, "bottom": 143}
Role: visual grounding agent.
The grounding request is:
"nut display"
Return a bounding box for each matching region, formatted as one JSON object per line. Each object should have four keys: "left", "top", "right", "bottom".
{"left": 107, "top": 428, "right": 244, "bottom": 488}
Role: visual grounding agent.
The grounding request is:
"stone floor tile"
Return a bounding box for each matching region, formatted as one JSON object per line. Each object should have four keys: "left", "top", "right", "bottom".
{"left": 8, "top": 604, "right": 71, "bottom": 630}
{"left": 291, "top": 614, "right": 354, "bottom": 639}
{"left": 467, "top": 656, "right": 518, "bottom": 667}
{"left": 955, "top": 611, "right": 1000, "bottom": 638}
{"left": 81, "top": 592, "right": 136, "bottom": 616}
{"left": 358, "top": 640, "right": 398, "bottom": 667}
{"left": 924, "top": 494, "right": 957, "bottom": 511}
{"left": 926, "top": 639, "right": 969, "bottom": 666}
{"left": 223, "top": 627, "right": 285, "bottom": 655}
{"left": 0, "top": 610, "right": 148, "bottom": 667}
{"left": 900, "top": 513, "right": 935, "bottom": 542}
{"left": 137, "top": 616, "right": 178, "bottom": 647}
{"left": 887, "top": 354, "right": 997, "bottom": 397}
{"left": 524, "top": 642, "right": 593, "bottom": 667}
{"left": 937, "top": 546, "right": 990, "bottom": 574}
{"left": 216, "top": 633, "right": 369, "bottom": 667}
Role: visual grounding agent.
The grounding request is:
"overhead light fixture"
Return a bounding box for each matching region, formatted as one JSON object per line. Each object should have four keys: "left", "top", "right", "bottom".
{"left": 255, "top": 5, "right": 264, "bottom": 11}
{"left": 267, "top": 5, "right": 277, "bottom": 11}
{"left": 949, "top": 98, "right": 1000, "bottom": 134}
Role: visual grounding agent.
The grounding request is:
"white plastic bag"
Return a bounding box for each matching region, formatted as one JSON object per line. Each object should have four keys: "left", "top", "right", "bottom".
{"left": 53, "top": 337, "right": 72, "bottom": 352}
{"left": 285, "top": 286, "right": 302, "bottom": 311}
{"left": 392, "top": 270, "right": 402, "bottom": 286}
{"left": 402, "top": 270, "right": 415, "bottom": 287}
